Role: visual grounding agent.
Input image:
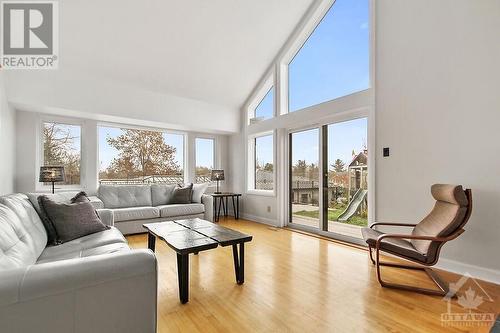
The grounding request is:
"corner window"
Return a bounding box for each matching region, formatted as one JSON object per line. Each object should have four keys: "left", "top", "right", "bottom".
{"left": 288, "top": 0, "right": 369, "bottom": 112}
{"left": 98, "top": 126, "right": 184, "bottom": 184}
{"left": 195, "top": 138, "right": 215, "bottom": 183}
{"left": 42, "top": 122, "right": 81, "bottom": 185}
{"left": 248, "top": 133, "right": 274, "bottom": 193}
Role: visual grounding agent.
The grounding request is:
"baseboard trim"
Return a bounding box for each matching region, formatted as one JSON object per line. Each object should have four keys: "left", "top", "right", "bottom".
{"left": 436, "top": 258, "right": 500, "bottom": 285}
{"left": 239, "top": 213, "right": 278, "bottom": 227}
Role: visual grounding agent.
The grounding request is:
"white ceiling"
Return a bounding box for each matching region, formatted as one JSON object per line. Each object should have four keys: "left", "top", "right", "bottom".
{"left": 59, "top": 0, "right": 314, "bottom": 110}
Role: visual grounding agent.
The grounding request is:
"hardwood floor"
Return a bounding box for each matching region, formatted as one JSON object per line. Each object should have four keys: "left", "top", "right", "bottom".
{"left": 127, "top": 218, "right": 500, "bottom": 333}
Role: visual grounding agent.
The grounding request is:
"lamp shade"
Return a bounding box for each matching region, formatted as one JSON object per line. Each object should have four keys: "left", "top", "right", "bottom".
{"left": 210, "top": 169, "right": 224, "bottom": 181}
{"left": 39, "top": 166, "right": 65, "bottom": 182}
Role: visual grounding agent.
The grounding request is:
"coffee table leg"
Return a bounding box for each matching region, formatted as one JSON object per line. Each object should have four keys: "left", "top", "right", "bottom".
{"left": 177, "top": 253, "right": 189, "bottom": 303}
{"left": 232, "top": 243, "right": 245, "bottom": 285}
{"left": 148, "top": 233, "right": 156, "bottom": 251}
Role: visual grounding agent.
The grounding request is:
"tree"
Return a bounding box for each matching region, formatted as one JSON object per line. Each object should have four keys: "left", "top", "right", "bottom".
{"left": 263, "top": 163, "right": 273, "bottom": 172}
{"left": 106, "top": 129, "right": 180, "bottom": 178}
{"left": 293, "top": 160, "right": 307, "bottom": 178}
{"left": 331, "top": 159, "right": 346, "bottom": 173}
{"left": 43, "top": 123, "right": 81, "bottom": 184}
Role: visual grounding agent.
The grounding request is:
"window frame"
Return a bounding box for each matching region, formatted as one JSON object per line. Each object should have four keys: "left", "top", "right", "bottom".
{"left": 247, "top": 72, "right": 275, "bottom": 124}
{"left": 37, "top": 116, "right": 84, "bottom": 192}
{"left": 194, "top": 136, "right": 216, "bottom": 184}
{"left": 280, "top": 0, "right": 373, "bottom": 115}
{"left": 96, "top": 122, "right": 187, "bottom": 185}
{"left": 247, "top": 130, "right": 276, "bottom": 196}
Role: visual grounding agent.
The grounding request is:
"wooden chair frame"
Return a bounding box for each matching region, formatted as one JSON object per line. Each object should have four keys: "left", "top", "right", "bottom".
{"left": 368, "top": 189, "right": 472, "bottom": 297}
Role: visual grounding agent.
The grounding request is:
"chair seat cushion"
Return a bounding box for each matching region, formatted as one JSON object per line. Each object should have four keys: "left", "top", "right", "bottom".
{"left": 37, "top": 242, "right": 130, "bottom": 264}
{"left": 361, "top": 228, "right": 427, "bottom": 263}
{"left": 112, "top": 207, "right": 160, "bottom": 222}
{"left": 157, "top": 204, "right": 205, "bottom": 218}
{"left": 37, "top": 227, "right": 127, "bottom": 262}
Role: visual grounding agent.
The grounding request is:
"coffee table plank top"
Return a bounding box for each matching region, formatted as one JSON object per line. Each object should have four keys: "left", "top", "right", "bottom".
{"left": 143, "top": 218, "right": 252, "bottom": 254}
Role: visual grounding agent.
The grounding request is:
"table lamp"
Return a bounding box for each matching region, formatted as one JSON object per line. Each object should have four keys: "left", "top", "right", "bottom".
{"left": 39, "top": 166, "right": 65, "bottom": 194}
{"left": 210, "top": 169, "right": 224, "bottom": 194}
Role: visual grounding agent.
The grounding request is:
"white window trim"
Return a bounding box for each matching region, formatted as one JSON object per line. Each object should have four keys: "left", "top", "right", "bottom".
{"left": 247, "top": 130, "right": 276, "bottom": 196}
{"left": 96, "top": 122, "right": 188, "bottom": 185}
{"left": 37, "top": 115, "right": 85, "bottom": 192}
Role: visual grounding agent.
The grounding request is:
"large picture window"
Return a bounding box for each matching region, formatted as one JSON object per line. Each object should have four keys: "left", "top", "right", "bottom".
{"left": 195, "top": 138, "right": 215, "bottom": 183}
{"left": 42, "top": 122, "right": 81, "bottom": 185}
{"left": 288, "top": 0, "right": 369, "bottom": 112}
{"left": 254, "top": 134, "right": 274, "bottom": 191}
{"left": 98, "top": 126, "right": 184, "bottom": 184}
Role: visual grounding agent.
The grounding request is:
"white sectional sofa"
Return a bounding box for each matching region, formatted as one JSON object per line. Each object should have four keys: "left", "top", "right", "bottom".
{"left": 0, "top": 193, "right": 158, "bottom": 333}
{"left": 92, "top": 184, "right": 214, "bottom": 235}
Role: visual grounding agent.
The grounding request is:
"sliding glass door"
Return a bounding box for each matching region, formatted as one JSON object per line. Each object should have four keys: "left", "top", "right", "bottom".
{"left": 288, "top": 118, "right": 369, "bottom": 242}
{"left": 326, "top": 118, "right": 368, "bottom": 239}
{"left": 289, "top": 128, "right": 320, "bottom": 229}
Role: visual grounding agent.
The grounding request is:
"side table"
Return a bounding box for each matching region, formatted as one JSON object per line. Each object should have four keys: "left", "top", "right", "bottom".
{"left": 211, "top": 193, "right": 241, "bottom": 222}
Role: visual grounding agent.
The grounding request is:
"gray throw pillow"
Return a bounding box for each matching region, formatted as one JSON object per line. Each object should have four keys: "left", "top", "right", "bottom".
{"left": 35, "top": 196, "right": 60, "bottom": 245}
{"left": 38, "top": 196, "right": 109, "bottom": 243}
{"left": 171, "top": 184, "right": 193, "bottom": 204}
{"left": 71, "top": 191, "right": 90, "bottom": 203}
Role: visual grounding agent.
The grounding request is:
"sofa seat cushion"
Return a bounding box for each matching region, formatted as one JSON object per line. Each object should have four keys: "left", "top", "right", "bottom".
{"left": 36, "top": 243, "right": 130, "bottom": 264}
{"left": 157, "top": 204, "right": 204, "bottom": 218}
{"left": 113, "top": 207, "right": 160, "bottom": 222}
{"left": 37, "top": 227, "right": 126, "bottom": 263}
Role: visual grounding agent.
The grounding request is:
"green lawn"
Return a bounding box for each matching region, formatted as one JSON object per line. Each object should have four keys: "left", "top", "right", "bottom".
{"left": 293, "top": 209, "right": 368, "bottom": 227}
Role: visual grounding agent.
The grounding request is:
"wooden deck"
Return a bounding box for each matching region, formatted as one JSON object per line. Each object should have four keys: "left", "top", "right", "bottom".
{"left": 127, "top": 218, "right": 499, "bottom": 333}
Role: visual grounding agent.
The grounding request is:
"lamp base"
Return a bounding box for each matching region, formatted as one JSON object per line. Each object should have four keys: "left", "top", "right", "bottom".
{"left": 214, "top": 191, "right": 222, "bottom": 194}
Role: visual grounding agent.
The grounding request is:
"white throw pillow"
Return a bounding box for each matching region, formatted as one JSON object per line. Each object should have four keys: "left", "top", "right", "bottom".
{"left": 192, "top": 183, "right": 209, "bottom": 203}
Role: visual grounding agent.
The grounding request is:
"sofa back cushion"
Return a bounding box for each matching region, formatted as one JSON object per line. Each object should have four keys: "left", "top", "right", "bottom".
{"left": 151, "top": 184, "right": 176, "bottom": 206}
{"left": 0, "top": 202, "right": 46, "bottom": 269}
{"left": 98, "top": 185, "right": 152, "bottom": 209}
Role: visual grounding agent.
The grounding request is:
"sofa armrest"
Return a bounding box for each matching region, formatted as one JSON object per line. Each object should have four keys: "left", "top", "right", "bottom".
{"left": 88, "top": 196, "right": 105, "bottom": 209}
{"left": 0, "top": 250, "right": 157, "bottom": 333}
{"left": 97, "top": 208, "right": 114, "bottom": 227}
{"left": 201, "top": 194, "right": 213, "bottom": 222}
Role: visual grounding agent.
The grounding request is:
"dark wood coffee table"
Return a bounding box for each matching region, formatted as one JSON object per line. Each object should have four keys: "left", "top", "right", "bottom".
{"left": 143, "top": 218, "right": 252, "bottom": 304}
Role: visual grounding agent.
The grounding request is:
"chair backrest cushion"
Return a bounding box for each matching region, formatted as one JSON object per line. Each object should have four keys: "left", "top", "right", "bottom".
{"left": 0, "top": 195, "right": 48, "bottom": 269}
{"left": 98, "top": 185, "right": 152, "bottom": 209}
{"left": 411, "top": 184, "right": 468, "bottom": 255}
{"left": 151, "top": 184, "right": 176, "bottom": 206}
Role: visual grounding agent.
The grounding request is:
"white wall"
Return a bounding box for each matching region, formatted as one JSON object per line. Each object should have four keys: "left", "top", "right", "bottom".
{"left": 230, "top": 0, "right": 500, "bottom": 282}
{"left": 0, "top": 73, "right": 15, "bottom": 194}
{"left": 15, "top": 110, "right": 230, "bottom": 194}
{"left": 375, "top": 0, "right": 500, "bottom": 280}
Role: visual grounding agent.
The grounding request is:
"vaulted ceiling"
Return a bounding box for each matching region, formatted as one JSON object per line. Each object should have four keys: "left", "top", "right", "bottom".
{"left": 59, "top": 0, "right": 313, "bottom": 109}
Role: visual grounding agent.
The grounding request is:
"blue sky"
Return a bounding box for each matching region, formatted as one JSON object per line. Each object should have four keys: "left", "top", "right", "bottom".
{"left": 255, "top": 134, "right": 273, "bottom": 167}
{"left": 289, "top": 118, "right": 367, "bottom": 167}
{"left": 195, "top": 138, "right": 214, "bottom": 169}
{"left": 255, "top": 87, "right": 274, "bottom": 119}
